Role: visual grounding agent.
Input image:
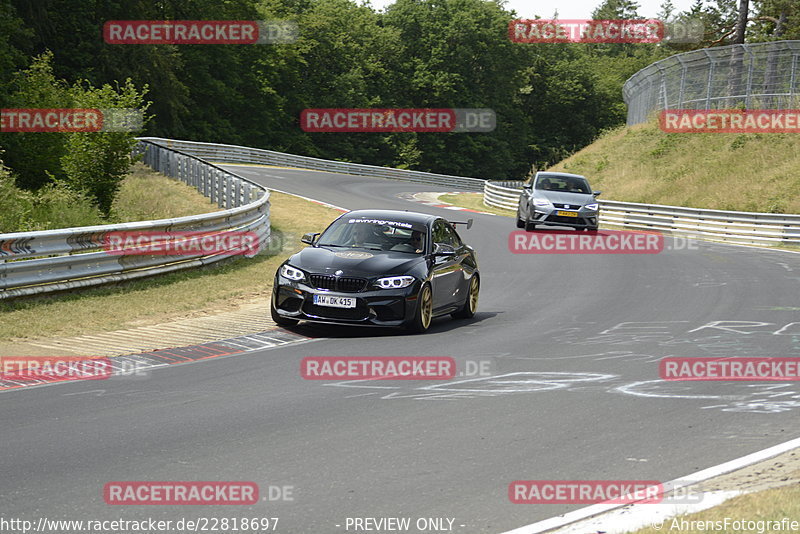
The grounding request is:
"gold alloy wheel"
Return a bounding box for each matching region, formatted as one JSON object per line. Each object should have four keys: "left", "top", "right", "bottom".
{"left": 468, "top": 276, "right": 479, "bottom": 313}
{"left": 420, "top": 285, "right": 433, "bottom": 329}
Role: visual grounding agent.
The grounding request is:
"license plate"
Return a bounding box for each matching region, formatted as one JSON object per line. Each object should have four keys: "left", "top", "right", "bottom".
{"left": 313, "top": 294, "right": 356, "bottom": 308}
{"left": 556, "top": 210, "right": 579, "bottom": 217}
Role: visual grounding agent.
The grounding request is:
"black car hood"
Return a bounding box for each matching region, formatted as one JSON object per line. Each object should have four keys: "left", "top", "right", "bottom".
{"left": 289, "top": 246, "right": 424, "bottom": 277}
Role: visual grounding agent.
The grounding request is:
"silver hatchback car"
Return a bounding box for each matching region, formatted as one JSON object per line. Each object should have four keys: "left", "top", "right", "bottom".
{"left": 516, "top": 172, "right": 601, "bottom": 231}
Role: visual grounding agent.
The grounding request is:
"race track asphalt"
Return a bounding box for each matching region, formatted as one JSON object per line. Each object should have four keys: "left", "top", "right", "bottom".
{"left": 2, "top": 165, "right": 799, "bottom": 533}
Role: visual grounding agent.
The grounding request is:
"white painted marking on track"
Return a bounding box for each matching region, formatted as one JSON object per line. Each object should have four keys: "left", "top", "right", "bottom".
{"left": 499, "top": 435, "right": 800, "bottom": 534}
{"left": 615, "top": 380, "right": 726, "bottom": 400}
{"left": 343, "top": 392, "right": 379, "bottom": 399}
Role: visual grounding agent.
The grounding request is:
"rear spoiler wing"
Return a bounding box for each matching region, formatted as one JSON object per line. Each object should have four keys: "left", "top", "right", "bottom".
{"left": 448, "top": 218, "right": 473, "bottom": 230}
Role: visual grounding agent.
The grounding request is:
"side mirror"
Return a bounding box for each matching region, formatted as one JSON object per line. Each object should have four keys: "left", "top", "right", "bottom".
{"left": 522, "top": 184, "right": 532, "bottom": 190}
{"left": 593, "top": 191, "right": 602, "bottom": 197}
{"left": 301, "top": 232, "right": 319, "bottom": 245}
{"left": 433, "top": 243, "right": 456, "bottom": 258}
{"left": 465, "top": 218, "right": 473, "bottom": 230}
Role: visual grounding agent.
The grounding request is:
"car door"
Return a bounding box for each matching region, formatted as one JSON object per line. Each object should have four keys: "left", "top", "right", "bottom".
{"left": 430, "top": 220, "right": 463, "bottom": 310}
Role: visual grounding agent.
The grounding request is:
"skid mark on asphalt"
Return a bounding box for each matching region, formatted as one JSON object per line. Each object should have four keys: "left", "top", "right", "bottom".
{"left": 323, "top": 369, "right": 800, "bottom": 413}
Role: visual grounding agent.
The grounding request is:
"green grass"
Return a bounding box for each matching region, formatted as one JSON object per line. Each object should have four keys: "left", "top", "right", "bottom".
{"left": 628, "top": 484, "right": 800, "bottom": 534}
{"left": 110, "top": 162, "right": 221, "bottom": 220}
{"left": 549, "top": 119, "right": 800, "bottom": 214}
{"left": 0, "top": 190, "right": 341, "bottom": 341}
{"left": 0, "top": 162, "right": 222, "bottom": 233}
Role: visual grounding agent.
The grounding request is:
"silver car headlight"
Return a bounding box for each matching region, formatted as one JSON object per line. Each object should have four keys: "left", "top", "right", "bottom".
{"left": 584, "top": 203, "right": 599, "bottom": 211}
{"left": 533, "top": 198, "right": 553, "bottom": 208}
{"left": 375, "top": 275, "right": 415, "bottom": 289}
{"left": 280, "top": 264, "right": 305, "bottom": 281}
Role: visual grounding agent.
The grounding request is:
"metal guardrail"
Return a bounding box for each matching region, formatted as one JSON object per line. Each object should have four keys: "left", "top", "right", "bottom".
{"left": 138, "top": 137, "right": 487, "bottom": 192}
{"left": 484, "top": 180, "right": 525, "bottom": 211}
{"left": 623, "top": 41, "right": 800, "bottom": 126}
{"left": 483, "top": 180, "right": 800, "bottom": 246}
{"left": 0, "top": 140, "right": 270, "bottom": 299}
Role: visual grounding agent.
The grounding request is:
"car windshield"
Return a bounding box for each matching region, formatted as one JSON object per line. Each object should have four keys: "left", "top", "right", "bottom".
{"left": 535, "top": 175, "right": 591, "bottom": 194}
{"left": 316, "top": 217, "right": 427, "bottom": 254}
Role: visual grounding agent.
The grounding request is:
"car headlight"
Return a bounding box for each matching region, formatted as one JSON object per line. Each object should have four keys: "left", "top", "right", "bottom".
{"left": 533, "top": 198, "right": 553, "bottom": 208}
{"left": 375, "top": 275, "right": 415, "bottom": 289}
{"left": 584, "top": 203, "right": 599, "bottom": 211}
{"left": 280, "top": 264, "right": 305, "bottom": 281}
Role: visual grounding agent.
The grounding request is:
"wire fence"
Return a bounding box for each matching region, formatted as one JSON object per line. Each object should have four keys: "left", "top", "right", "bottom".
{"left": 623, "top": 40, "right": 800, "bottom": 125}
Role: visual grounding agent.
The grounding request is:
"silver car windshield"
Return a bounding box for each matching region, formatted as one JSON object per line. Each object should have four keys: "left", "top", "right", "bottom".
{"left": 536, "top": 176, "right": 591, "bottom": 194}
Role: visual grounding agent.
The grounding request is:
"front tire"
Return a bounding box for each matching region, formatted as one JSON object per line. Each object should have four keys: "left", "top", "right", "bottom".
{"left": 452, "top": 275, "right": 479, "bottom": 319}
{"left": 407, "top": 283, "right": 433, "bottom": 334}
{"left": 524, "top": 219, "right": 536, "bottom": 231}
{"left": 516, "top": 208, "right": 525, "bottom": 228}
{"left": 271, "top": 298, "right": 299, "bottom": 328}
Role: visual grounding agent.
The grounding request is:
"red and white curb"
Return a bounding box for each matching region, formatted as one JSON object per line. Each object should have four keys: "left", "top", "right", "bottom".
{"left": 0, "top": 328, "right": 316, "bottom": 393}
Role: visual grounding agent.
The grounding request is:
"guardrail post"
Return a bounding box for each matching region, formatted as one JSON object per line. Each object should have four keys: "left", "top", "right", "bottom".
{"left": 186, "top": 159, "right": 197, "bottom": 188}
{"left": 171, "top": 150, "right": 178, "bottom": 179}
{"left": 211, "top": 169, "right": 219, "bottom": 207}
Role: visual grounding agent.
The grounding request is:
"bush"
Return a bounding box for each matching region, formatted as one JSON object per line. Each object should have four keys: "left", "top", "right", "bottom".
{"left": 0, "top": 163, "right": 34, "bottom": 233}
{"left": 0, "top": 161, "right": 104, "bottom": 233}
{"left": 61, "top": 79, "right": 150, "bottom": 215}
{"left": 26, "top": 180, "right": 105, "bottom": 231}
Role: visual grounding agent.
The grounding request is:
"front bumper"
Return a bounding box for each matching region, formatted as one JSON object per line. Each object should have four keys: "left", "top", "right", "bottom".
{"left": 272, "top": 278, "right": 419, "bottom": 327}
{"left": 529, "top": 206, "right": 599, "bottom": 229}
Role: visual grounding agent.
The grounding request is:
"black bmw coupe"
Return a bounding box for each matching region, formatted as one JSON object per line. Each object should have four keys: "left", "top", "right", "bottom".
{"left": 270, "top": 209, "right": 479, "bottom": 333}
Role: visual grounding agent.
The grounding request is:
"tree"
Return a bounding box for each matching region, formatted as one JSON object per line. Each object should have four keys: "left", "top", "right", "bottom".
{"left": 0, "top": 51, "right": 72, "bottom": 190}
{"left": 61, "top": 79, "right": 150, "bottom": 214}
{"left": 733, "top": 0, "right": 750, "bottom": 42}
{"left": 591, "top": 0, "right": 642, "bottom": 19}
